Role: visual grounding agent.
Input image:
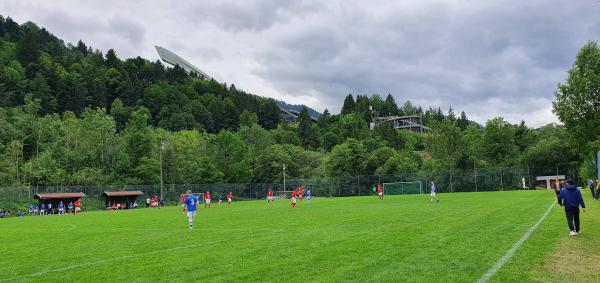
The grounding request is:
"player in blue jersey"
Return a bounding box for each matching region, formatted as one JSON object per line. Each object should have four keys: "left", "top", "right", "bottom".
{"left": 430, "top": 181, "right": 439, "bottom": 203}
{"left": 305, "top": 185, "right": 312, "bottom": 205}
{"left": 184, "top": 190, "right": 199, "bottom": 230}
{"left": 58, "top": 201, "right": 65, "bottom": 215}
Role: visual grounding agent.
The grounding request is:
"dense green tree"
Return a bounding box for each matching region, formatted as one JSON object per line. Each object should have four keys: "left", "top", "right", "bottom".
{"left": 553, "top": 41, "right": 600, "bottom": 157}
{"left": 15, "top": 22, "right": 40, "bottom": 67}
{"left": 321, "top": 132, "right": 339, "bottom": 151}
{"left": 213, "top": 130, "right": 251, "bottom": 183}
{"left": 270, "top": 125, "right": 300, "bottom": 145}
{"left": 427, "top": 119, "right": 463, "bottom": 168}
{"left": 482, "top": 117, "right": 516, "bottom": 165}
{"left": 373, "top": 122, "right": 403, "bottom": 149}
{"left": 337, "top": 113, "right": 369, "bottom": 141}
{"left": 376, "top": 150, "right": 421, "bottom": 174}
{"left": 239, "top": 109, "right": 259, "bottom": 127}
{"left": 258, "top": 100, "right": 281, "bottom": 130}
{"left": 514, "top": 120, "right": 534, "bottom": 153}
{"left": 222, "top": 98, "right": 239, "bottom": 130}
{"left": 384, "top": 94, "right": 399, "bottom": 116}
{"left": 297, "top": 106, "right": 320, "bottom": 149}
{"left": 317, "top": 108, "right": 331, "bottom": 128}
{"left": 463, "top": 124, "right": 484, "bottom": 169}
{"left": 457, "top": 111, "right": 469, "bottom": 129}
{"left": 364, "top": 146, "right": 395, "bottom": 174}
{"left": 105, "top": 48, "right": 119, "bottom": 68}
{"left": 341, "top": 94, "right": 355, "bottom": 114}
{"left": 324, "top": 138, "right": 367, "bottom": 176}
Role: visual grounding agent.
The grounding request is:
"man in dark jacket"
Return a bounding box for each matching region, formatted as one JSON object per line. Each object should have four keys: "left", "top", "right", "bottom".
{"left": 557, "top": 180, "right": 586, "bottom": 236}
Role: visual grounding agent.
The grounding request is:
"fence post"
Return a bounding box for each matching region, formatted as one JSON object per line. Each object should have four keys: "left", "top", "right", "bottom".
{"left": 449, "top": 170, "right": 453, "bottom": 192}
{"left": 474, "top": 167, "right": 478, "bottom": 192}
{"left": 357, "top": 175, "right": 360, "bottom": 196}
{"left": 527, "top": 165, "right": 532, "bottom": 190}
{"left": 500, "top": 167, "right": 504, "bottom": 191}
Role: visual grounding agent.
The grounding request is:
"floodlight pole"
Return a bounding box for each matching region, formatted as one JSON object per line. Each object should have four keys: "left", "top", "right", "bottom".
{"left": 283, "top": 164, "right": 286, "bottom": 191}
{"left": 160, "top": 140, "right": 165, "bottom": 199}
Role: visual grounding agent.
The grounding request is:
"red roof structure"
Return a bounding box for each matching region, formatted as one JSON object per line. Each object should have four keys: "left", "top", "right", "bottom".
{"left": 102, "top": 191, "right": 144, "bottom": 197}
{"left": 34, "top": 192, "right": 86, "bottom": 200}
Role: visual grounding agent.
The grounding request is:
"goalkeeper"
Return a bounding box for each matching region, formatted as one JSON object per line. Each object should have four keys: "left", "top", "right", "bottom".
{"left": 430, "top": 181, "right": 439, "bottom": 203}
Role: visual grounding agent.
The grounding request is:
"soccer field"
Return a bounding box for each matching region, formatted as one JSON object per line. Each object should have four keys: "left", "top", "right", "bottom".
{"left": 1, "top": 190, "right": 598, "bottom": 282}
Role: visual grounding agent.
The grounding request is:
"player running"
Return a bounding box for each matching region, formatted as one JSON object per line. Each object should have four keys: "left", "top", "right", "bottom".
{"left": 204, "top": 191, "right": 211, "bottom": 208}
{"left": 227, "top": 192, "right": 233, "bottom": 205}
{"left": 377, "top": 183, "right": 384, "bottom": 200}
{"left": 181, "top": 193, "right": 187, "bottom": 214}
{"left": 430, "top": 181, "right": 439, "bottom": 203}
{"left": 184, "top": 190, "right": 199, "bottom": 230}
{"left": 267, "top": 188, "right": 274, "bottom": 203}
{"left": 74, "top": 199, "right": 81, "bottom": 214}
{"left": 305, "top": 186, "right": 312, "bottom": 205}
{"left": 290, "top": 191, "right": 298, "bottom": 208}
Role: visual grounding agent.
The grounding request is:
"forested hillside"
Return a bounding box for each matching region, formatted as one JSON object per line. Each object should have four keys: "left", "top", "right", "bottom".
{"left": 0, "top": 16, "right": 583, "bottom": 187}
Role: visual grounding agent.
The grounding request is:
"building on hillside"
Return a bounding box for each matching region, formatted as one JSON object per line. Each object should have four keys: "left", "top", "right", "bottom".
{"left": 370, "top": 115, "right": 431, "bottom": 134}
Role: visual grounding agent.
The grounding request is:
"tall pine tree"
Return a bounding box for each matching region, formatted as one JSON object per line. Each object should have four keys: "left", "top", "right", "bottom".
{"left": 384, "top": 94, "right": 399, "bottom": 116}
{"left": 341, "top": 94, "right": 355, "bottom": 114}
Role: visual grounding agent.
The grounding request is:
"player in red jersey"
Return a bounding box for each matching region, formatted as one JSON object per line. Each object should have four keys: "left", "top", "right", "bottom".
{"left": 299, "top": 187, "right": 304, "bottom": 201}
{"left": 290, "top": 191, "right": 297, "bottom": 208}
{"left": 204, "top": 191, "right": 211, "bottom": 208}
{"left": 377, "top": 183, "right": 384, "bottom": 200}
{"left": 226, "top": 192, "right": 233, "bottom": 205}
{"left": 74, "top": 199, "right": 81, "bottom": 214}
{"left": 267, "top": 188, "right": 274, "bottom": 203}
{"left": 181, "top": 194, "right": 187, "bottom": 214}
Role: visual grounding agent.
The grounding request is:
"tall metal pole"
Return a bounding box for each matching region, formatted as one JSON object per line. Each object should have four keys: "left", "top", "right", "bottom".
{"left": 527, "top": 164, "right": 532, "bottom": 190}
{"left": 160, "top": 140, "right": 165, "bottom": 199}
{"left": 474, "top": 160, "right": 478, "bottom": 192}
{"left": 283, "top": 164, "right": 286, "bottom": 192}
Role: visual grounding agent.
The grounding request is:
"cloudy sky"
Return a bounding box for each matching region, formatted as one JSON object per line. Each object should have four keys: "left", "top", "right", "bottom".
{"left": 2, "top": 0, "right": 600, "bottom": 127}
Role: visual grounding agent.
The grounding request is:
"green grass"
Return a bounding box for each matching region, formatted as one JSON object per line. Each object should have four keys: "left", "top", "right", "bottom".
{"left": 0, "top": 190, "right": 598, "bottom": 282}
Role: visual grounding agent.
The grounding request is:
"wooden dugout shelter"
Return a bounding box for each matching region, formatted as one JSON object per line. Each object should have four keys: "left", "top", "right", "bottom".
{"left": 33, "top": 192, "right": 86, "bottom": 208}
{"left": 101, "top": 191, "right": 144, "bottom": 208}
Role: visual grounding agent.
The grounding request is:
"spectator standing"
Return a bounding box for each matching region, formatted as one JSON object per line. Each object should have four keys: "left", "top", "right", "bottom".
{"left": 558, "top": 180, "right": 586, "bottom": 236}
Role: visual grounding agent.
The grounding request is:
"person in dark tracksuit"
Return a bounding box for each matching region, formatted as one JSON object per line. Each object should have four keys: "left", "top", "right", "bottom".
{"left": 557, "top": 180, "right": 586, "bottom": 236}
{"left": 588, "top": 179, "right": 595, "bottom": 199}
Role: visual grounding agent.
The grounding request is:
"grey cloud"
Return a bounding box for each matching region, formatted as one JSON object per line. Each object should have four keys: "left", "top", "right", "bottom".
{"left": 248, "top": 0, "right": 600, "bottom": 126}
{"left": 2, "top": 0, "right": 600, "bottom": 127}
{"left": 180, "top": 0, "right": 319, "bottom": 32}
{"left": 108, "top": 16, "right": 146, "bottom": 48}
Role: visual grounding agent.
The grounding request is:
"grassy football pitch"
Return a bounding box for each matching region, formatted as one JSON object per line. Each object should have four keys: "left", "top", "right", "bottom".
{"left": 1, "top": 190, "right": 598, "bottom": 282}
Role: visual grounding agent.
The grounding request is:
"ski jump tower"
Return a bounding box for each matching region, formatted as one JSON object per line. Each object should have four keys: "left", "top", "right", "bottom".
{"left": 155, "top": 46, "right": 213, "bottom": 80}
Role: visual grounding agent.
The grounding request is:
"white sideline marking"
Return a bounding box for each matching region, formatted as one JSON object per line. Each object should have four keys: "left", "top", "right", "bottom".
{"left": 0, "top": 230, "right": 281, "bottom": 282}
{"left": 477, "top": 202, "right": 556, "bottom": 283}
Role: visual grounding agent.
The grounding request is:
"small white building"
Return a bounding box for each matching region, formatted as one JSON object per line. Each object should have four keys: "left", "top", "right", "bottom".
{"left": 536, "top": 175, "right": 566, "bottom": 190}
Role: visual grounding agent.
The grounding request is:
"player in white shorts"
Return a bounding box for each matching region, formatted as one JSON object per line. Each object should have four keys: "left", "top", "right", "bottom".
{"left": 290, "top": 191, "right": 297, "bottom": 208}
{"left": 267, "top": 188, "right": 274, "bottom": 203}
{"left": 430, "top": 181, "right": 439, "bottom": 203}
{"left": 204, "top": 191, "right": 211, "bottom": 208}
{"left": 184, "top": 190, "right": 199, "bottom": 229}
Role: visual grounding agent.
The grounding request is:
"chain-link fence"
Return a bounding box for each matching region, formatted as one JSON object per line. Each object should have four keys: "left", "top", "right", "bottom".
{"left": 0, "top": 166, "right": 574, "bottom": 212}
